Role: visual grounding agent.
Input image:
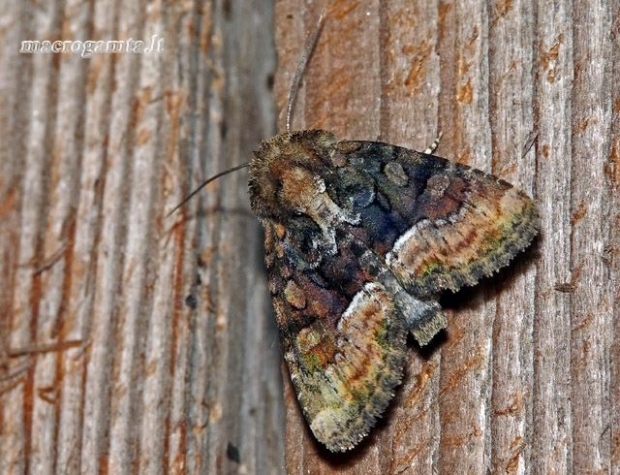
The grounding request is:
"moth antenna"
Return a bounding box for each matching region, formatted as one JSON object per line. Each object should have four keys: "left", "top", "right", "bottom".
{"left": 285, "top": 10, "right": 328, "bottom": 133}
{"left": 166, "top": 162, "right": 250, "bottom": 217}
{"left": 169, "top": 6, "right": 331, "bottom": 217}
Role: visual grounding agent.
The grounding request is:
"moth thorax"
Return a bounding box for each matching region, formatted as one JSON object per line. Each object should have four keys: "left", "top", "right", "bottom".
{"left": 248, "top": 130, "right": 339, "bottom": 223}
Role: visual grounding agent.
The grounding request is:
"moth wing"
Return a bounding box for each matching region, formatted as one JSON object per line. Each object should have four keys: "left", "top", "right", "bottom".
{"left": 334, "top": 141, "right": 538, "bottom": 297}
{"left": 263, "top": 221, "right": 407, "bottom": 452}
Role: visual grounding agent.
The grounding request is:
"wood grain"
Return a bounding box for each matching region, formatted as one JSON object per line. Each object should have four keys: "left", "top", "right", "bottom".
{"left": 1, "top": 0, "right": 619, "bottom": 473}
{"left": 0, "top": 0, "right": 282, "bottom": 474}
{"left": 274, "top": 0, "right": 620, "bottom": 473}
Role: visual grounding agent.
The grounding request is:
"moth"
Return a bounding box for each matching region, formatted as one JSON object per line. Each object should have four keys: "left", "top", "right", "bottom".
{"left": 172, "top": 14, "right": 538, "bottom": 453}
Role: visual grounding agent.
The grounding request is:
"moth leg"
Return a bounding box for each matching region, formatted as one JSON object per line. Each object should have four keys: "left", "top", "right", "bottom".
{"left": 393, "top": 289, "right": 446, "bottom": 346}
{"left": 423, "top": 131, "right": 443, "bottom": 155}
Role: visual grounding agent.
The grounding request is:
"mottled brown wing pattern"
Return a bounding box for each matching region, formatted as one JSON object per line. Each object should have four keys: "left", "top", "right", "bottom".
{"left": 332, "top": 140, "right": 539, "bottom": 298}
{"left": 263, "top": 221, "right": 407, "bottom": 452}
{"left": 248, "top": 130, "right": 538, "bottom": 452}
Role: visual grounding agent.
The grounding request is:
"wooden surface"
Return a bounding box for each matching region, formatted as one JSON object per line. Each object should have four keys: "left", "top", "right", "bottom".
{"left": 0, "top": 0, "right": 283, "bottom": 474}
{"left": 274, "top": 0, "right": 620, "bottom": 473}
{"left": 0, "top": 0, "right": 619, "bottom": 474}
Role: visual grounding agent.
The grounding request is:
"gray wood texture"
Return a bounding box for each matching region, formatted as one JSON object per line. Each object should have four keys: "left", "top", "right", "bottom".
{"left": 0, "top": 0, "right": 282, "bottom": 474}
{"left": 1, "top": 0, "right": 619, "bottom": 473}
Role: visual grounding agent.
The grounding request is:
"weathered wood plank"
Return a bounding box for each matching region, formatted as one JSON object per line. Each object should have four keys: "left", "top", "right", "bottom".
{"left": 273, "top": 0, "right": 619, "bottom": 473}
{"left": 0, "top": 0, "right": 283, "bottom": 474}
{"left": 1, "top": 0, "right": 619, "bottom": 473}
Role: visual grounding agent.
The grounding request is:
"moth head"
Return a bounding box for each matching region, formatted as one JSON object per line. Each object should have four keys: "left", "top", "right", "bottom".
{"left": 248, "top": 130, "right": 339, "bottom": 223}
